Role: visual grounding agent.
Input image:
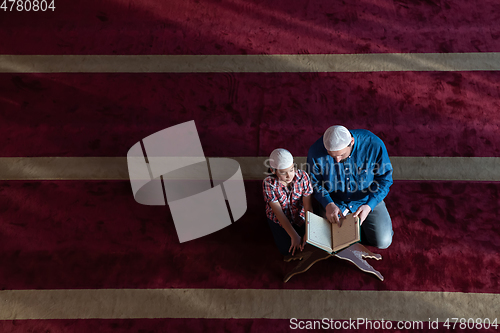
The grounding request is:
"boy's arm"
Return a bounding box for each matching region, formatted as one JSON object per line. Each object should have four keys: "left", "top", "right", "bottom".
{"left": 301, "top": 195, "right": 313, "bottom": 247}
{"left": 301, "top": 173, "right": 314, "bottom": 214}
{"left": 303, "top": 195, "right": 313, "bottom": 214}
{"left": 269, "top": 202, "right": 303, "bottom": 255}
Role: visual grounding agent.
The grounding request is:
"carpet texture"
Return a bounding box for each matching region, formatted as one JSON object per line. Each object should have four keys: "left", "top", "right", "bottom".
{"left": 1, "top": 0, "right": 500, "bottom": 331}
{"left": 1, "top": 318, "right": 499, "bottom": 333}
{"left": 1, "top": 71, "right": 500, "bottom": 157}
{"left": 1, "top": 180, "right": 498, "bottom": 292}
{"left": 1, "top": 0, "right": 500, "bottom": 55}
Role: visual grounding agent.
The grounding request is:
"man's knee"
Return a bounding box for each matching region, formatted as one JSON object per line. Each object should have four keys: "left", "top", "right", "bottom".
{"left": 373, "top": 231, "right": 393, "bottom": 249}
{"left": 367, "top": 201, "right": 392, "bottom": 249}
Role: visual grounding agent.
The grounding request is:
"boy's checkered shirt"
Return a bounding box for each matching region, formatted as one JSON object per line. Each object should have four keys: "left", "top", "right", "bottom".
{"left": 262, "top": 169, "right": 313, "bottom": 227}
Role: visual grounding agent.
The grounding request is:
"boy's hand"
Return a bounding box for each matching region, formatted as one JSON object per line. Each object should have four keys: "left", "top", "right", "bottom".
{"left": 289, "top": 233, "right": 303, "bottom": 256}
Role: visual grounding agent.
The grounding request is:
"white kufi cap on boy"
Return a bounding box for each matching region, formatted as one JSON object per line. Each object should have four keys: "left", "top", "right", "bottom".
{"left": 323, "top": 125, "right": 351, "bottom": 151}
{"left": 269, "top": 148, "right": 294, "bottom": 170}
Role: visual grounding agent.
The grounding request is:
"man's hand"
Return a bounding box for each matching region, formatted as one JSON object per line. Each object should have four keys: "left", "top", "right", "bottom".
{"left": 353, "top": 204, "right": 372, "bottom": 225}
{"left": 325, "top": 202, "right": 345, "bottom": 226}
{"left": 289, "top": 232, "right": 303, "bottom": 256}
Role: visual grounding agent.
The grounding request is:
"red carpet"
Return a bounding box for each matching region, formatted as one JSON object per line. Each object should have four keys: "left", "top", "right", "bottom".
{"left": 2, "top": 0, "right": 500, "bottom": 331}
{"left": 1, "top": 180, "right": 498, "bottom": 293}
{"left": 1, "top": 319, "right": 498, "bottom": 333}
{"left": 1, "top": 71, "right": 500, "bottom": 157}
{"left": 1, "top": 0, "right": 500, "bottom": 55}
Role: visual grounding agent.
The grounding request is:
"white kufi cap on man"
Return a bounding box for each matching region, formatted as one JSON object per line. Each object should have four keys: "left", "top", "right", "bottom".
{"left": 323, "top": 125, "right": 351, "bottom": 151}
{"left": 269, "top": 148, "right": 294, "bottom": 170}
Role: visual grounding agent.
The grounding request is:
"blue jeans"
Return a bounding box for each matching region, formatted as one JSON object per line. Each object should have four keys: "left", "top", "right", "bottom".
{"left": 312, "top": 199, "right": 393, "bottom": 249}
{"left": 360, "top": 200, "right": 393, "bottom": 249}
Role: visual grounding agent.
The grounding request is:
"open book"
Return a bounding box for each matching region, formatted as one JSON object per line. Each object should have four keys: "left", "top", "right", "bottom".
{"left": 305, "top": 211, "right": 360, "bottom": 254}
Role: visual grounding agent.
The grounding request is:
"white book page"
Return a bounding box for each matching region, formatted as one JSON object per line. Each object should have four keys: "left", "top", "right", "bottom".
{"left": 306, "top": 212, "right": 332, "bottom": 252}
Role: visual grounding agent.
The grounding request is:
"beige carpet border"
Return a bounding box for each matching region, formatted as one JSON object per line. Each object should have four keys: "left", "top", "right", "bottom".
{"left": 2, "top": 53, "right": 500, "bottom": 73}
{"left": 0, "top": 157, "right": 499, "bottom": 181}
{"left": 0, "top": 288, "right": 498, "bottom": 321}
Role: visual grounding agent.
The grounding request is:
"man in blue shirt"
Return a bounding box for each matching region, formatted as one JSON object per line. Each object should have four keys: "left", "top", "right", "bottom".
{"left": 307, "top": 125, "right": 393, "bottom": 249}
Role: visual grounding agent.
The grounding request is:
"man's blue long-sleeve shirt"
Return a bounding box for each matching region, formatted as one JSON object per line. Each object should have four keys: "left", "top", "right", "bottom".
{"left": 307, "top": 129, "right": 393, "bottom": 214}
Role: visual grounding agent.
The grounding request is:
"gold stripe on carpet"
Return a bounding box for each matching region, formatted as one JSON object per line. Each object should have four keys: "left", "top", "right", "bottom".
{"left": 1, "top": 53, "right": 500, "bottom": 73}
{"left": 0, "top": 157, "right": 499, "bottom": 181}
{"left": 0, "top": 289, "right": 498, "bottom": 321}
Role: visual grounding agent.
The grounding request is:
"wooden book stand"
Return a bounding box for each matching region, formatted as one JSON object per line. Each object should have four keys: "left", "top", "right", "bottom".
{"left": 283, "top": 243, "right": 384, "bottom": 283}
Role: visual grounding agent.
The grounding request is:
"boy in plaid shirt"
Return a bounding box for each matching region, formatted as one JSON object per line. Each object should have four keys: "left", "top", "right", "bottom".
{"left": 263, "top": 149, "right": 313, "bottom": 256}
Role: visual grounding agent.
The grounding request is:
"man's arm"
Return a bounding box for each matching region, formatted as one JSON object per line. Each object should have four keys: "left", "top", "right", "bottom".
{"left": 365, "top": 144, "right": 393, "bottom": 210}
{"left": 307, "top": 153, "right": 348, "bottom": 225}
{"left": 307, "top": 154, "right": 333, "bottom": 208}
